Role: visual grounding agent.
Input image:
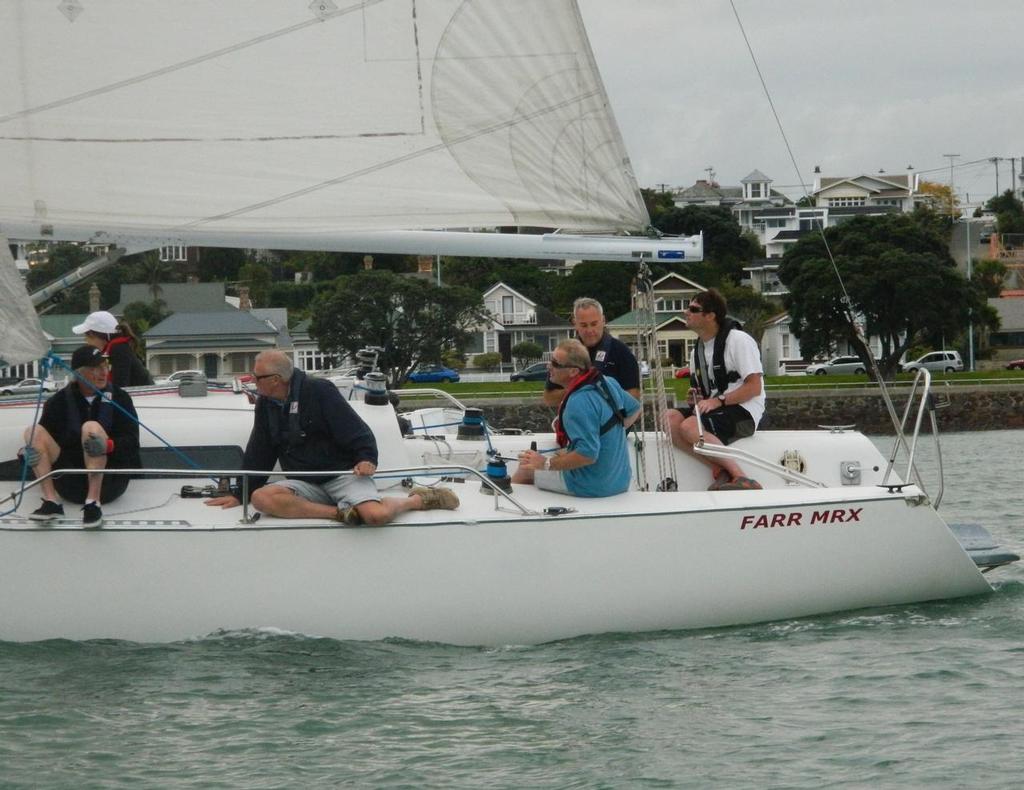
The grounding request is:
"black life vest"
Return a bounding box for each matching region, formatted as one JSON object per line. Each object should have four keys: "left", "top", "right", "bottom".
{"left": 554, "top": 368, "right": 628, "bottom": 448}
{"left": 693, "top": 317, "right": 743, "bottom": 399}
{"left": 64, "top": 386, "right": 114, "bottom": 443}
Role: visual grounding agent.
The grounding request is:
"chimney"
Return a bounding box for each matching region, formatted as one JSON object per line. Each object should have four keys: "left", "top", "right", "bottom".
{"left": 238, "top": 286, "right": 252, "bottom": 311}
{"left": 417, "top": 255, "right": 434, "bottom": 275}
{"left": 363, "top": 255, "right": 374, "bottom": 271}
{"left": 88, "top": 282, "right": 101, "bottom": 312}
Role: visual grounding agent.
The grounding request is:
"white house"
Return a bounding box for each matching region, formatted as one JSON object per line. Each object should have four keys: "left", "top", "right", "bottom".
{"left": 467, "top": 283, "right": 571, "bottom": 366}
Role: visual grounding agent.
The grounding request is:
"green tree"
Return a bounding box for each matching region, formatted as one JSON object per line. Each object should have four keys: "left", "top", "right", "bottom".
{"left": 973, "top": 259, "right": 1007, "bottom": 298}
{"left": 308, "top": 270, "right": 488, "bottom": 387}
{"left": 984, "top": 190, "right": 1024, "bottom": 235}
{"left": 237, "top": 261, "right": 273, "bottom": 307}
{"left": 779, "top": 212, "right": 982, "bottom": 379}
{"left": 717, "top": 282, "right": 778, "bottom": 346}
{"left": 651, "top": 205, "right": 762, "bottom": 283}
{"left": 511, "top": 341, "right": 543, "bottom": 369}
{"left": 553, "top": 260, "right": 637, "bottom": 319}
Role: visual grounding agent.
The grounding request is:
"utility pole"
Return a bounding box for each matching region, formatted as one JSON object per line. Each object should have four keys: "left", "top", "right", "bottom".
{"left": 943, "top": 153, "right": 959, "bottom": 220}
{"left": 991, "top": 156, "right": 1002, "bottom": 195}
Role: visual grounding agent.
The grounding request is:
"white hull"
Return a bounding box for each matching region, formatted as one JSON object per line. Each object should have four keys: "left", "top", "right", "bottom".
{"left": 0, "top": 388, "right": 997, "bottom": 644}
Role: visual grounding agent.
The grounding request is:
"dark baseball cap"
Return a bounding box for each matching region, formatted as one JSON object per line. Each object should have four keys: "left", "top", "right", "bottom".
{"left": 70, "top": 345, "right": 108, "bottom": 369}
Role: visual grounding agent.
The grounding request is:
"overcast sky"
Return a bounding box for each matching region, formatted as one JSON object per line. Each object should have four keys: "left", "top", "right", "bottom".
{"left": 578, "top": 0, "right": 1024, "bottom": 206}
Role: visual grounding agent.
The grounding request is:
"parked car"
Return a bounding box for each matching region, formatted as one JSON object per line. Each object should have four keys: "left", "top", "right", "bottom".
{"left": 0, "top": 378, "right": 58, "bottom": 396}
{"left": 804, "top": 356, "right": 869, "bottom": 375}
{"left": 407, "top": 364, "right": 460, "bottom": 383}
{"left": 901, "top": 350, "right": 963, "bottom": 374}
{"left": 673, "top": 366, "right": 692, "bottom": 379}
{"left": 155, "top": 369, "right": 206, "bottom": 385}
{"left": 510, "top": 361, "right": 550, "bottom": 382}
{"left": 1005, "top": 359, "right": 1024, "bottom": 370}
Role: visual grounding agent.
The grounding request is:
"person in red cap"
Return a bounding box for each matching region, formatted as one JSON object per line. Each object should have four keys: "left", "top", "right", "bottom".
{"left": 19, "top": 345, "right": 141, "bottom": 528}
{"left": 73, "top": 310, "right": 153, "bottom": 387}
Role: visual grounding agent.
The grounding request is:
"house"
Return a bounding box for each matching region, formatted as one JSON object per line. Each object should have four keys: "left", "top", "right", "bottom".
{"left": 606, "top": 273, "right": 705, "bottom": 366}
{"left": 108, "top": 282, "right": 235, "bottom": 315}
{"left": 291, "top": 318, "right": 340, "bottom": 372}
{"left": 468, "top": 283, "right": 571, "bottom": 366}
{"left": 987, "top": 296, "right": 1024, "bottom": 362}
{"left": 759, "top": 312, "right": 803, "bottom": 374}
{"left": 143, "top": 310, "right": 288, "bottom": 378}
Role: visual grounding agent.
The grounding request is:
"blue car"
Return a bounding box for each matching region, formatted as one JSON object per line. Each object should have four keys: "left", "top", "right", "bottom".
{"left": 407, "top": 364, "right": 461, "bottom": 383}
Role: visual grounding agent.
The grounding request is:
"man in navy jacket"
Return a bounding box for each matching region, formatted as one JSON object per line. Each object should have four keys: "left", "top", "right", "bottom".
{"left": 206, "top": 350, "right": 458, "bottom": 524}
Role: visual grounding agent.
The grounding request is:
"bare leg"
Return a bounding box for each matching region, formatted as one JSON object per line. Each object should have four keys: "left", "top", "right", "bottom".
{"left": 250, "top": 485, "right": 424, "bottom": 526}
{"left": 663, "top": 410, "right": 746, "bottom": 481}
{"left": 355, "top": 496, "right": 422, "bottom": 526}
{"left": 80, "top": 421, "right": 109, "bottom": 503}
{"left": 22, "top": 424, "right": 61, "bottom": 503}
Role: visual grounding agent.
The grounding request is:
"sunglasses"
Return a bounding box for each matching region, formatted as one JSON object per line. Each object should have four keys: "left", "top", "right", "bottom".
{"left": 686, "top": 304, "right": 705, "bottom": 314}
{"left": 548, "top": 359, "right": 575, "bottom": 369}
{"left": 253, "top": 372, "right": 279, "bottom": 381}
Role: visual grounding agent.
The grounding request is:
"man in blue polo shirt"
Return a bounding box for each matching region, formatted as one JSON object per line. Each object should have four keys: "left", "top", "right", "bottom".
{"left": 515, "top": 339, "right": 641, "bottom": 497}
{"left": 542, "top": 297, "right": 641, "bottom": 407}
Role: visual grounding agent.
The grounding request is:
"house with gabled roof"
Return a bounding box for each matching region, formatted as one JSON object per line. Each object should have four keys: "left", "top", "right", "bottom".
{"left": 812, "top": 172, "right": 932, "bottom": 213}
{"left": 143, "top": 310, "right": 288, "bottom": 379}
{"left": 468, "top": 283, "right": 571, "bottom": 366}
{"left": 606, "top": 273, "right": 706, "bottom": 367}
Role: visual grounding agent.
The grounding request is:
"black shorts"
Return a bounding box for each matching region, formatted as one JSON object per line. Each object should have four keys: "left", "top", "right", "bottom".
{"left": 677, "top": 403, "right": 756, "bottom": 445}
{"left": 54, "top": 469, "right": 130, "bottom": 505}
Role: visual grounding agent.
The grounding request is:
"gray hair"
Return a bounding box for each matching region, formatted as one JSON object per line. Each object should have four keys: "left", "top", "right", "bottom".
{"left": 556, "top": 339, "right": 591, "bottom": 371}
{"left": 255, "top": 350, "right": 294, "bottom": 381}
{"left": 572, "top": 297, "right": 604, "bottom": 317}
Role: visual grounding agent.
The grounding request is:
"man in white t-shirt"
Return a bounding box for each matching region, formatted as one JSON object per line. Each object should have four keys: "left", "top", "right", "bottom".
{"left": 664, "top": 288, "right": 765, "bottom": 491}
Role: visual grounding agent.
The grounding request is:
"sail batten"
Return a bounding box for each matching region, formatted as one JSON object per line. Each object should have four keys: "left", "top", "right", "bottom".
{"left": 1, "top": 0, "right": 649, "bottom": 243}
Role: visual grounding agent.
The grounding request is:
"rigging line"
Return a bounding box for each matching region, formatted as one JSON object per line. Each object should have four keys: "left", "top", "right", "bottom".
{"left": 0, "top": 0, "right": 386, "bottom": 127}
{"left": 729, "top": 1, "right": 908, "bottom": 441}
{"left": 178, "top": 86, "right": 605, "bottom": 228}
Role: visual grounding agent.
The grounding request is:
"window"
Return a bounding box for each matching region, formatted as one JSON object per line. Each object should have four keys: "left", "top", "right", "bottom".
{"left": 827, "top": 197, "right": 865, "bottom": 207}
{"left": 781, "top": 332, "right": 791, "bottom": 358}
{"left": 655, "top": 297, "right": 684, "bottom": 312}
{"left": 296, "top": 349, "right": 336, "bottom": 371}
{"left": 159, "top": 245, "right": 187, "bottom": 262}
{"left": 748, "top": 183, "right": 764, "bottom": 198}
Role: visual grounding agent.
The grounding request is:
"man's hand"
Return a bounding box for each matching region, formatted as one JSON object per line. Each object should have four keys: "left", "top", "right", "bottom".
{"left": 696, "top": 396, "right": 722, "bottom": 415}
{"left": 19, "top": 445, "right": 41, "bottom": 467}
{"left": 83, "top": 433, "right": 109, "bottom": 457}
{"left": 205, "top": 495, "right": 241, "bottom": 509}
{"left": 353, "top": 460, "right": 377, "bottom": 476}
{"left": 516, "top": 449, "right": 547, "bottom": 471}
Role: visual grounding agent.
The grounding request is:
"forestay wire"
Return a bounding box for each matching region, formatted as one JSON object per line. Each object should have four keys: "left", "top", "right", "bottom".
{"left": 631, "top": 260, "right": 678, "bottom": 491}
{"left": 728, "top": 0, "right": 911, "bottom": 443}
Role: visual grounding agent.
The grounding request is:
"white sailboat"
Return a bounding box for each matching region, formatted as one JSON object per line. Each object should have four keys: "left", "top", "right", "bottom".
{"left": 0, "top": 1, "right": 1015, "bottom": 645}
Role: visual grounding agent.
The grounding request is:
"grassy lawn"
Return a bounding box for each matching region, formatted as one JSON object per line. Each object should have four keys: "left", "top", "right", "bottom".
{"left": 398, "top": 368, "right": 1024, "bottom": 399}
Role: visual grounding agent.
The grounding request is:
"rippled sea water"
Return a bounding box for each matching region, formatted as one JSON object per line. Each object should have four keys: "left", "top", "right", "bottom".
{"left": 2, "top": 431, "right": 1022, "bottom": 789}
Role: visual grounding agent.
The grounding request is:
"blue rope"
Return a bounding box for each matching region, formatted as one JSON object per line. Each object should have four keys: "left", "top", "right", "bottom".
{"left": 45, "top": 353, "right": 208, "bottom": 473}
{"left": 0, "top": 358, "right": 52, "bottom": 518}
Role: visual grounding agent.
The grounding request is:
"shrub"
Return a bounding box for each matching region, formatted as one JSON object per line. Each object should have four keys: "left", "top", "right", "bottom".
{"left": 473, "top": 352, "right": 502, "bottom": 371}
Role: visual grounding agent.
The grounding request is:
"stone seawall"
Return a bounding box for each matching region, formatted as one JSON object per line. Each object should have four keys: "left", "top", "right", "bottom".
{"left": 427, "top": 384, "right": 1024, "bottom": 435}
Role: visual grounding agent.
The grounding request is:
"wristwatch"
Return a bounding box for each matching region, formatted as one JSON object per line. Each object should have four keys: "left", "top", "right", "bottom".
{"left": 718, "top": 395, "right": 727, "bottom": 407}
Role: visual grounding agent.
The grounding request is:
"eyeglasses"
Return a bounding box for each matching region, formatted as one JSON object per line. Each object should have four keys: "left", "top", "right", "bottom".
{"left": 253, "top": 372, "right": 279, "bottom": 381}
{"left": 686, "top": 304, "right": 705, "bottom": 314}
{"left": 548, "top": 359, "right": 575, "bottom": 369}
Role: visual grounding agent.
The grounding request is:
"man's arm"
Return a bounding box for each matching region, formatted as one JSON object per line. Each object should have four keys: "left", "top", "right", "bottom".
{"left": 723, "top": 373, "right": 763, "bottom": 407}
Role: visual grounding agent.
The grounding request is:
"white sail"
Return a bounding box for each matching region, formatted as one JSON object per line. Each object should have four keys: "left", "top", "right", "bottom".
{"left": 0, "top": 237, "right": 49, "bottom": 365}
{"left": 0, "top": 0, "right": 649, "bottom": 246}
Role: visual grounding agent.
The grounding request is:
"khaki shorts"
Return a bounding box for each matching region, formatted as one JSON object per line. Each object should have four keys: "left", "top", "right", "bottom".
{"left": 273, "top": 475, "right": 382, "bottom": 509}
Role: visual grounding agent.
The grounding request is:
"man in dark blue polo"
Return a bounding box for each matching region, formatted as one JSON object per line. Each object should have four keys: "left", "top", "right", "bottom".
{"left": 542, "top": 297, "right": 640, "bottom": 407}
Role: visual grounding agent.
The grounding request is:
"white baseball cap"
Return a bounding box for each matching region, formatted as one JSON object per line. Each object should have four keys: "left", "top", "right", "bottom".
{"left": 72, "top": 310, "right": 119, "bottom": 335}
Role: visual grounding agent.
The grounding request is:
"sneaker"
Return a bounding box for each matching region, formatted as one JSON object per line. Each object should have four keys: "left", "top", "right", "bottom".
{"left": 717, "top": 476, "right": 763, "bottom": 491}
{"left": 81, "top": 501, "right": 103, "bottom": 529}
{"left": 409, "top": 486, "right": 460, "bottom": 511}
{"left": 29, "top": 499, "right": 64, "bottom": 522}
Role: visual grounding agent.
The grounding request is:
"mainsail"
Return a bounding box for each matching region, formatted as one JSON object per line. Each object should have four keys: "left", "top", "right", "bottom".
{"left": 0, "top": 238, "right": 49, "bottom": 365}
{"left": 0, "top": 0, "right": 651, "bottom": 248}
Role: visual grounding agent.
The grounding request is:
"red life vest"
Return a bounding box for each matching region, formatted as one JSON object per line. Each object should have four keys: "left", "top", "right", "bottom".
{"left": 553, "top": 368, "right": 627, "bottom": 448}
